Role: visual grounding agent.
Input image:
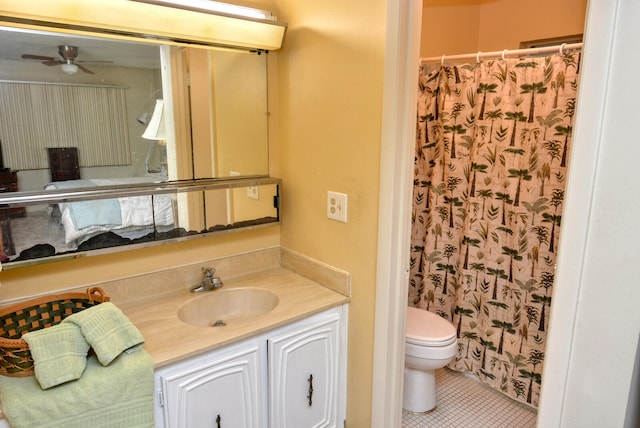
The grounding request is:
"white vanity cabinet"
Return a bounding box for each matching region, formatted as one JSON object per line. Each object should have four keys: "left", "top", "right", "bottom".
{"left": 154, "top": 305, "right": 347, "bottom": 428}
{"left": 268, "top": 310, "right": 341, "bottom": 427}
{"left": 155, "top": 341, "right": 266, "bottom": 428}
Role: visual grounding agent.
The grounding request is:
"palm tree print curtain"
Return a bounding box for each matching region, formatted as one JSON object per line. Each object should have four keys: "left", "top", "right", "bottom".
{"left": 409, "top": 52, "right": 580, "bottom": 407}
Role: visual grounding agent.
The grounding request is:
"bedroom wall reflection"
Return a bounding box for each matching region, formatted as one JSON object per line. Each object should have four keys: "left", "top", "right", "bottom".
{"left": 0, "top": 28, "right": 164, "bottom": 191}
{"left": 0, "top": 26, "right": 270, "bottom": 189}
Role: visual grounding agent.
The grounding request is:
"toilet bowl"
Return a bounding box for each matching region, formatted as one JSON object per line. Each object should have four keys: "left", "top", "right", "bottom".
{"left": 403, "top": 306, "right": 457, "bottom": 413}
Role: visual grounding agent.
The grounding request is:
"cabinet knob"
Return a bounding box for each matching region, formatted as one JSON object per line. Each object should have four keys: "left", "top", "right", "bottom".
{"left": 307, "top": 374, "right": 314, "bottom": 407}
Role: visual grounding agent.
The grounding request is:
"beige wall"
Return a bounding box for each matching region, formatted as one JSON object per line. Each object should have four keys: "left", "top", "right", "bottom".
{"left": 271, "top": 0, "right": 386, "bottom": 424}
{"left": 421, "top": 0, "right": 481, "bottom": 57}
{"left": 421, "top": 0, "right": 587, "bottom": 57}
{"left": 478, "top": 0, "right": 586, "bottom": 51}
{"left": 211, "top": 50, "right": 269, "bottom": 177}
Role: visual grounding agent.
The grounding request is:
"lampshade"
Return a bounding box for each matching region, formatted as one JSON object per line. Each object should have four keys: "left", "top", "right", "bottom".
{"left": 142, "top": 100, "right": 166, "bottom": 140}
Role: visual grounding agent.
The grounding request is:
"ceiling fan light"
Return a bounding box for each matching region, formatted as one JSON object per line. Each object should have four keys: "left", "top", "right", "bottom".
{"left": 61, "top": 63, "right": 78, "bottom": 74}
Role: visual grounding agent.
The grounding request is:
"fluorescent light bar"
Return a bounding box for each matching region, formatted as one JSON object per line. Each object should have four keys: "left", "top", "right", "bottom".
{"left": 0, "top": 1, "right": 287, "bottom": 51}
{"left": 140, "top": 0, "right": 270, "bottom": 20}
{"left": 129, "top": 0, "right": 286, "bottom": 50}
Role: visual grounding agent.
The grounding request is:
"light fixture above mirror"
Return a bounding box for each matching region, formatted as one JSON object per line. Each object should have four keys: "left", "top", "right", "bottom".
{"left": 0, "top": 0, "right": 287, "bottom": 52}
{"left": 131, "top": 0, "right": 286, "bottom": 51}
{"left": 133, "top": 0, "right": 272, "bottom": 20}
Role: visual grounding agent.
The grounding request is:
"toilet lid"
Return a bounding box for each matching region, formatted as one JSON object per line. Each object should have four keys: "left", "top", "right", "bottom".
{"left": 406, "top": 306, "right": 457, "bottom": 347}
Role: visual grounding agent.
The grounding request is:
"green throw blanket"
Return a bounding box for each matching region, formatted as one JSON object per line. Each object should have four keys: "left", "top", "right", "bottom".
{"left": 0, "top": 351, "right": 155, "bottom": 428}
{"left": 0, "top": 302, "right": 154, "bottom": 427}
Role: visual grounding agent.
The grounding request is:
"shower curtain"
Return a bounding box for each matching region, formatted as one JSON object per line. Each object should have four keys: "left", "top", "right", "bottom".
{"left": 409, "top": 52, "right": 580, "bottom": 407}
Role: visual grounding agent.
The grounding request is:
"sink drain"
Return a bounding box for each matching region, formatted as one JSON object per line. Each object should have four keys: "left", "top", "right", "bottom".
{"left": 210, "top": 320, "right": 226, "bottom": 327}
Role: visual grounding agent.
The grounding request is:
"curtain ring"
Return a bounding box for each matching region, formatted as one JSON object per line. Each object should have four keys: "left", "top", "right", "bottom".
{"left": 559, "top": 43, "right": 567, "bottom": 54}
{"left": 476, "top": 51, "right": 482, "bottom": 63}
{"left": 441, "top": 55, "right": 445, "bottom": 65}
{"left": 502, "top": 49, "right": 508, "bottom": 60}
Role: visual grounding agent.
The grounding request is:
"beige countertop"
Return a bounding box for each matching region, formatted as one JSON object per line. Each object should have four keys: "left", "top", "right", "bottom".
{"left": 117, "top": 267, "right": 350, "bottom": 368}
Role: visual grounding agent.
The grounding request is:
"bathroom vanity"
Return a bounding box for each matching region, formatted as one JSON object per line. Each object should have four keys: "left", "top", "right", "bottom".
{"left": 143, "top": 260, "right": 350, "bottom": 428}
{"left": 0, "top": 248, "right": 350, "bottom": 428}
{"left": 154, "top": 306, "right": 345, "bottom": 427}
{"left": 122, "top": 265, "right": 349, "bottom": 428}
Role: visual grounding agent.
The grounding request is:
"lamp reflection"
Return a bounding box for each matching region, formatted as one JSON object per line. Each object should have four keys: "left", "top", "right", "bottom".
{"left": 142, "top": 99, "right": 168, "bottom": 178}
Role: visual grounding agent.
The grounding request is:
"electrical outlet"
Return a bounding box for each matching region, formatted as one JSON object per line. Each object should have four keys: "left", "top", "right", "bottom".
{"left": 327, "top": 191, "right": 348, "bottom": 223}
{"left": 247, "top": 186, "right": 259, "bottom": 200}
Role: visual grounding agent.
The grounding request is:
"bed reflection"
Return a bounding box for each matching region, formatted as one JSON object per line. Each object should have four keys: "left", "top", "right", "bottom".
{"left": 45, "top": 177, "right": 175, "bottom": 246}
{"left": 2, "top": 182, "right": 280, "bottom": 265}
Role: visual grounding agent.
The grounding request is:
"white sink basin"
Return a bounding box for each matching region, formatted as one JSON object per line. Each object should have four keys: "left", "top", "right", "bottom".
{"left": 178, "top": 287, "right": 279, "bottom": 327}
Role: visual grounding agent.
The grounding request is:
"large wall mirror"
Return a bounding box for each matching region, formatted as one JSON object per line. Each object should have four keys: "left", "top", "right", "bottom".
{"left": 0, "top": 19, "right": 279, "bottom": 269}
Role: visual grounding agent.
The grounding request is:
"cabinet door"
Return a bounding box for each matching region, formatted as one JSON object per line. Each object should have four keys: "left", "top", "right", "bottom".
{"left": 268, "top": 311, "right": 341, "bottom": 428}
{"left": 158, "top": 344, "right": 264, "bottom": 428}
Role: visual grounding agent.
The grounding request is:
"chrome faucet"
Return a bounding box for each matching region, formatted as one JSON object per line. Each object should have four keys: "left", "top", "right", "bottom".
{"left": 190, "top": 267, "right": 223, "bottom": 293}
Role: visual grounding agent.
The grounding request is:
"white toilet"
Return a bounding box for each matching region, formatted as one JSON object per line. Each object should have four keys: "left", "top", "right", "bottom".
{"left": 403, "top": 306, "right": 458, "bottom": 413}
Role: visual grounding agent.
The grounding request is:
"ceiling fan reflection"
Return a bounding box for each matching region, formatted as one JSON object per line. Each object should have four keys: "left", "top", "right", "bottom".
{"left": 21, "top": 45, "right": 113, "bottom": 75}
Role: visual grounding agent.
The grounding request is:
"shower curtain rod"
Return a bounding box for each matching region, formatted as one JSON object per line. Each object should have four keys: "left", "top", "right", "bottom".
{"left": 420, "top": 42, "right": 583, "bottom": 64}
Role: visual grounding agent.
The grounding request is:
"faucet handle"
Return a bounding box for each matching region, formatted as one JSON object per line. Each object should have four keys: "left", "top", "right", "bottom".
{"left": 202, "top": 267, "right": 216, "bottom": 277}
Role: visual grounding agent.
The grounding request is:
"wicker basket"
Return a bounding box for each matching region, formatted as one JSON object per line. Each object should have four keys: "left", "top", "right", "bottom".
{"left": 0, "top": 287, "right": 110, "bottom": 377}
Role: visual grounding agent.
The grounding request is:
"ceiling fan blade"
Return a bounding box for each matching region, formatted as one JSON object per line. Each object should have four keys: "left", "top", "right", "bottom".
{"left": 42, "top": 60, "right": 63, "bottom": 67}
{"left": 76, "top": 63, "right": 95, "bottom": 75}
{"left": 77, "top": 60, "right": 114, "bottom": 64}
{"left": 21, "top": 54, "right": 56, "bottom": 61}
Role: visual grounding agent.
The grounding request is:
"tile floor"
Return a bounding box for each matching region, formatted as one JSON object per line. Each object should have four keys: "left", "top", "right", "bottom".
{"left": 402, "top": 368, "right": 537, "bottom": 428}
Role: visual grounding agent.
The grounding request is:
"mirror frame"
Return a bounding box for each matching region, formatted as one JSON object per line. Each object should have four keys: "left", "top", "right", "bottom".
{"left": 0, "top": 2, "right": 286, "bottom": 270}
{"left": 0, "top": 176, "right": 281, "bottom": 269}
